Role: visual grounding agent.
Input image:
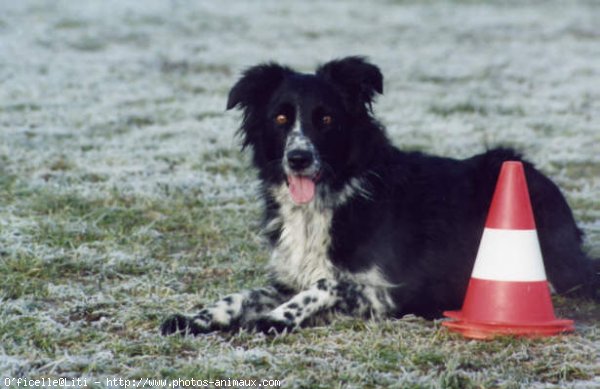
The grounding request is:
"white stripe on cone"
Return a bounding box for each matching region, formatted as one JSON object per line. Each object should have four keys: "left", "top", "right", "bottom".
{"left": 471, "top": 228, "right": 547, "bottom": 282}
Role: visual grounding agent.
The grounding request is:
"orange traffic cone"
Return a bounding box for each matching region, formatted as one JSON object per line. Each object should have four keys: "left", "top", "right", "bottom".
{"left": 442, "top": 161, "right": 574, "bottom": 339}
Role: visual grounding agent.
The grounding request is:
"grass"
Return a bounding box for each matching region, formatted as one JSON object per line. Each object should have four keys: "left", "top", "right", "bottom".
{"left": 2, "top": 0, "right": 600, "bottom": 387}
{"left": 428, "top": 102, "right": 526, "bottom": 118}
{"left": 1, "top": 152, "right": 599, "bottom": 388}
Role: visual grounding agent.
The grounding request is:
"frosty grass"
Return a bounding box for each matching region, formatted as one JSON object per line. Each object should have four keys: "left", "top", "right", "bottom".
{"left": 1, "top": 1, "right": 599, "bottom": 388}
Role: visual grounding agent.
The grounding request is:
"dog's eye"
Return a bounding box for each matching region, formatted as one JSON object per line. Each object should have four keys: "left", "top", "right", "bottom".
{"left": 275, "top": 114, "right": 288, "bottom": 125}
{"left": 322, "top": 115, "right": 333, "bottom": 126}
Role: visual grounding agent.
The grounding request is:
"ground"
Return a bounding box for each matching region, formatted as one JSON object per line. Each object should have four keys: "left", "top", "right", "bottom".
{"left": 0, "top": 1, "right": 599, "bottom": 388}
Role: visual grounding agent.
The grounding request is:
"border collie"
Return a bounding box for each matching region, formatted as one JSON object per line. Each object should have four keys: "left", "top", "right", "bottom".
{"left": 161, "top": 57, "right": 598, "bottom": 336}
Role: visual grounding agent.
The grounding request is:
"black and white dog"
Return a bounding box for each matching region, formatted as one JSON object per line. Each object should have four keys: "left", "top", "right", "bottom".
{"left": 161, "top": 57, "right": 598, "bottom": 336}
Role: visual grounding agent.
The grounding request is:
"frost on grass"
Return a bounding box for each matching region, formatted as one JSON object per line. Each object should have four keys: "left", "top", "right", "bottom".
{"left": 0, "top": 0, "right": 599, "bottom": 387}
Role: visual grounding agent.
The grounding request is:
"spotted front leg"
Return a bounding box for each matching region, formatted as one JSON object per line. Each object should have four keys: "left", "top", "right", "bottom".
{"left": 161, "top": 285, "right": 292, "bottom": 336}
{"left": 248, "top": 280, "right": 337, "bottom": 334}
{"left": 248, "top": 279, "right": 396, "bottom": 334}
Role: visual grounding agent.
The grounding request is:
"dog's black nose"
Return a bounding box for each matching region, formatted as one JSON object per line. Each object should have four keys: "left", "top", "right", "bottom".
{"left": 286, "top": 149, "right": 314, "bottom": 171}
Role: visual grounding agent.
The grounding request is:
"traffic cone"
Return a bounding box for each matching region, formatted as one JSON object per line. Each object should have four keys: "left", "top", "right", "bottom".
{"left": 442, "top": 161, "right": 574, "bottom": 339}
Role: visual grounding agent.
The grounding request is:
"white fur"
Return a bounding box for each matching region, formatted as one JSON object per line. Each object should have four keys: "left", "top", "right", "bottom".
{"left": 349, "top": 266, "right": 397, "bottom": 289}
{"left": 348, "top": 267, "right": 397, "bottom": 316}
{"left": 333, "top": 176, "right": 373, "bottom": 206}
{"left": 267, "top": 286, "right": 336, "bottom": 324}
{"left": 266, "top": 179, "right": 393, "bottom": 291}
{"left": 290, "top": 109, "right": 303, "bottom": 135}
{"left": 268, "top": 184, "right": 335, "bottom": 289}
{"left": 361, "top": 286, "right": 395, "bottom": 317}
{"left": 210, "top": 292, "right": 245, "bottom": 325}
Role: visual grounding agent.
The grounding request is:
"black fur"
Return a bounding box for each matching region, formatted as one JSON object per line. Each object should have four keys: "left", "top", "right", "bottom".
{"left": 161, "top": 57, "right": 598, "bottom": 336}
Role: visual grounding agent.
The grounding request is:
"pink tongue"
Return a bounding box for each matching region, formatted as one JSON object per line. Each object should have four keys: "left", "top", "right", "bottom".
{"left": 288, "top": 175, "right": 316, "bottom": 204}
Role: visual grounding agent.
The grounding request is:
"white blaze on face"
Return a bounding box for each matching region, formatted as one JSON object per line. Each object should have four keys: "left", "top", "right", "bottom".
{"left": 284, "top": 107, "right": 319, "bottom": 205}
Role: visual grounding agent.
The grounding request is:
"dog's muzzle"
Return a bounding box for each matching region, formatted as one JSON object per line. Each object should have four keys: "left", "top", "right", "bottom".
{"left": 283, "top": 132, "right": 321, "bottom": 177}
{"left": 286, "top": 149, "right": 314, "bottom": 172}
{"left": 283, "top": 134, "right": 321, "bottom": 205}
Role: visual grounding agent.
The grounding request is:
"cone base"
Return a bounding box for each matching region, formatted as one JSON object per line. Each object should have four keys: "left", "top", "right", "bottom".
{"left": 442, "top": 310, "right": 574, "bottom": 340}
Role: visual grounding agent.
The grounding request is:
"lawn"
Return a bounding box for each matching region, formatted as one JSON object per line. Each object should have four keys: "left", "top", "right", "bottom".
{"left": 1, "top": 1, "right": 599, "bottom": 388}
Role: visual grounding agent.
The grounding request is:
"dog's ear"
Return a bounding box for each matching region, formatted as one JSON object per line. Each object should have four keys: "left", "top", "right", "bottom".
{"left": 227, "top": 63, "right": 292, "bottom": 150}
{"left": 226, "top": 63, "right": 292, "bottom": 111}
{"left": 316, "top": 56, "right": 383, "bottom": 114}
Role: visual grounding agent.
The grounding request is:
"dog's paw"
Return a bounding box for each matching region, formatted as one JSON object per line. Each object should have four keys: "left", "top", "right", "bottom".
{"left": 246, "top": 316, "right": 295, "bottom": 335}
{"left": 160, "top": 314, "right": 207, "bottom": 336}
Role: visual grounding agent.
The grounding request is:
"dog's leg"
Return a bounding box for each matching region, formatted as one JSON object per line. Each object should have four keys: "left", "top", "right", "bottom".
{"left": 248, "top": 279, "right": 395, "bottom": 334}
{"left": 161, "top": 285, "right": 292, "bottom": 335}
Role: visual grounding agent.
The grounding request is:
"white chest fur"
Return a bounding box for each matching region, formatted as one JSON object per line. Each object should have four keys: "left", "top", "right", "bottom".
{"left": 267, "top": 184, "right": 335, "bottom": 289}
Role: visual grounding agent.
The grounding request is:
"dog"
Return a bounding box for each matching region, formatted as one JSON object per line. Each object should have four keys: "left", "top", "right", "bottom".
{"left": 161, "top": 56, "right": 598, "bottom": 336}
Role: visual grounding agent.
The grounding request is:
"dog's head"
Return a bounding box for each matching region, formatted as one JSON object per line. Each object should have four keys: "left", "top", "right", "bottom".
{"left": 226, "top": 57, "right": 385, "bottom": 205}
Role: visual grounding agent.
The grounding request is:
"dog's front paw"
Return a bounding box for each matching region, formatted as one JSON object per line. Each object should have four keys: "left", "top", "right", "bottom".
{"left": 246, "top": 316, "right": 295, "bottom": 335}
{"left": 160, "top": 314, "right": 208, "bottom": 336}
